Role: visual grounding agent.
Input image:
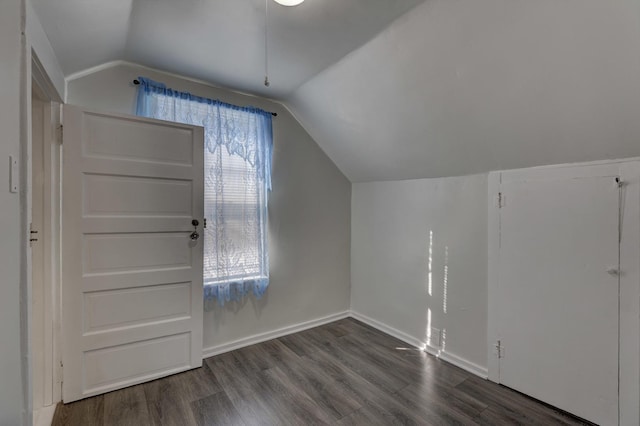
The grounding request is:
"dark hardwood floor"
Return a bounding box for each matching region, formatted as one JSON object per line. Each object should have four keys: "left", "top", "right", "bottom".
{"left": 52, "top": 318, "right": 588, "bottom": 425}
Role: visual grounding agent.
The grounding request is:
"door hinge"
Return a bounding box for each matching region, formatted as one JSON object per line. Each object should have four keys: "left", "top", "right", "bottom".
{"left": 57, "top": 125, "right": 63, "bottom": 144}
{"left": 56, "top": 361, "right": 64, "bottom": 390}
{"left": 495, "top": 340, "right": 504, "bottom": 358}
{"left": 58, "top": 360, "right": 63, "bottom": 395}
{"left": 498, "top": 192, "right": 506, "bottom": 208}
{"left": 29, "top": 223, "right": 38, "bottom": 244}
{"left": 203, "top": 218, "right": 207, "bottom": 229}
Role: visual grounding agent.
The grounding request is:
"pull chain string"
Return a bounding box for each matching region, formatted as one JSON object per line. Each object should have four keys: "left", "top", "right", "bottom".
{"left": 264, "top": 0, "right": 270, "bottom": 87}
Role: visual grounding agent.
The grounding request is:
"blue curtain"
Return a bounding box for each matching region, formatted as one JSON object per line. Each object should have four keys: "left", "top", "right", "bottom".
{"left": 136, "top": 77, "right": 273, "bottom": 305}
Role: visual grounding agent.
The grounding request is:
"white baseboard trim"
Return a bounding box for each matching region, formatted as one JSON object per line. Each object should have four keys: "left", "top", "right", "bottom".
{"left": 201, "top": 309, "right": 488, "bottom": 380}
{"left": 202, "top": 310, "right": 350, "bottom": 359}
{"left": 350, "top": 310, "right": 488, "bottom": 379}
{"left": 349, "top": 311, "right": 425, "bottom": 349}
{"left": 34, "top": 404, "right": 57, "bottom": 426}
{"left": 425, "top": 345, "right": 489, "bottom": 379}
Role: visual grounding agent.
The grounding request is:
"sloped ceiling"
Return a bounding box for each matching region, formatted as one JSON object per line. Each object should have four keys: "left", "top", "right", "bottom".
{"left": 32, "top": 0, "right": 640, "bottom": 182}
{"left": 288, "top": 0, "right": 640, "bottom": 182}
{"left": 31, "top": 0, "right": 426, "bottom": 99}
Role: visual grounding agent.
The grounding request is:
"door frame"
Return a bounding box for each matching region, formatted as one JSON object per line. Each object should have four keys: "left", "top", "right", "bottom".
{"left": 30, "top": 52, "right": 63, "bottom": 415}
{"left": 487, "top": 158, "right": 640, "bottom": 425}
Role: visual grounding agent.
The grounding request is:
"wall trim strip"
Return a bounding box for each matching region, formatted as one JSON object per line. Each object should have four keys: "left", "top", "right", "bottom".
{"left": 349, "top": 310, "right": 425, "bottom": 349}
{"left": 202, "top": 310, "right": 350, "bottom": 359}
{"left": 202, "top": 309, "right": 489, "bottom": 380}
{"left": 350, "top": 310, "right": 488, "bottom": 379}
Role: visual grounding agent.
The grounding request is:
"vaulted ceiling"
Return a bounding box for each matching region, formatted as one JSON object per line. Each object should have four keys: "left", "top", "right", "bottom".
{"left": 31, "top": 0, "right": 425, "bottom": 99}
{"left": 288, "top": 0, "right": 640, "bottom": 181}
{"left": 32, "top": 0, "right": 640, "bottom": 182}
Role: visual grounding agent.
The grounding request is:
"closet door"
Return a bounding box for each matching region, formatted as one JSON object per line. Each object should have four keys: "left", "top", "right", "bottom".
{"left": 61, "top": 105, "right": 204, "bottom": 402}
{"left": 496, "top": 171, "right": 619, "bottom": 425}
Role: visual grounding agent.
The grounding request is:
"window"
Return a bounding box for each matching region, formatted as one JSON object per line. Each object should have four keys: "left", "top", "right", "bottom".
{"left": 136, "top": 77, "right": 273, "bottom": 305}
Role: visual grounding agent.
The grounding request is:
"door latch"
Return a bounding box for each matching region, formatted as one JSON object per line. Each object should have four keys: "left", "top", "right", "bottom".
{"left": 190, "top": 219, "right": 199, "bottom": 241}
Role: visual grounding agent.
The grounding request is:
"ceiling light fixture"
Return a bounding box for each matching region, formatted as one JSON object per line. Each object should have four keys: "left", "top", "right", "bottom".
{"left": 273, "top": 0, "right": 305, "bottom": 6}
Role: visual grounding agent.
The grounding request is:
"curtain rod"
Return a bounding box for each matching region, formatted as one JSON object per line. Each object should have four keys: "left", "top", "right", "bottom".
{"left": 132, "top": 79, "right": 277, "bottom": 117}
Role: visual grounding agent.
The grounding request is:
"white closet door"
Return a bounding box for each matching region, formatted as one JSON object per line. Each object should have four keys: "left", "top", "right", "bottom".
{"left": 61, "top": 105, "right": 204, "bottom": 402}
{"left": 497, "top": 173, "right": 619, "bottom": 425}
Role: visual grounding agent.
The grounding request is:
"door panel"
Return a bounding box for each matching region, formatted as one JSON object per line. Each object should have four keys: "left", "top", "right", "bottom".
{"left": 82, "top": 282, "right": 191, "bottom": 333}
{"left": 82, "top": 333, "right": 191, "bottom": 395}
{"left": 82, "top": 112, "right": 196, "bottom": 165}
{"left": 62, "top": 105, "right": 204, "bottom": 402}
{"left": 82, "top": 174, "right": 193, "bottom": 217}
{"left": 497, "top": 175, "right": 619, "bottom": 425}
{"left": 82, "top": 233, "right": 192, "bottom": 273}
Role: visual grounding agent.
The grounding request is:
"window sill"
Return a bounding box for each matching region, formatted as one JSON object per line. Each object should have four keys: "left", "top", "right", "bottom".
{"left": 204, "top": 276, "right": 268, "bottom": 286}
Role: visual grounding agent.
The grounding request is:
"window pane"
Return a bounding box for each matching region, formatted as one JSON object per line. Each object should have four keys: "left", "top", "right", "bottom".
{"left": 203, "top": 146, "right": 265, "bottom": 283}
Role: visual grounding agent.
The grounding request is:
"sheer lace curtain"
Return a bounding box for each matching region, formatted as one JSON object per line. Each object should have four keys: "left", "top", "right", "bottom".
{"left": 136, "top": 77, "right": 273, "bottom": 305}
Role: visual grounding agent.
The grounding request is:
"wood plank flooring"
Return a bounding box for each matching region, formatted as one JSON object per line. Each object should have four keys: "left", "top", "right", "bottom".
{"left": 52, "top": 318, "right": 589, "bottom": 425}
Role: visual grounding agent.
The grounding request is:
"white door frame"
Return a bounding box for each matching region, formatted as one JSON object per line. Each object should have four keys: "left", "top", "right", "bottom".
{"left": 487, "top": 158, "right": 640, "bottom": 425}
{"left": 30, "top": 52, "right": 64, "bottom": 419}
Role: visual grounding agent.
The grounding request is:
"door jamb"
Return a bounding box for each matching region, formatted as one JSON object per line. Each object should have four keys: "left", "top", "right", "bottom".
{"left": 30, "top": 51, "right": 63, "bottom": 412}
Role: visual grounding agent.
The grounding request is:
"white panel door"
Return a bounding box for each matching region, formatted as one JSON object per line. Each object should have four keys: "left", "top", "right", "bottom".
{"left": 497, "top": 174, "right": 619, "bottom": 425}
{"left": 61, "top": 105, "right": 204, "bottom": 402}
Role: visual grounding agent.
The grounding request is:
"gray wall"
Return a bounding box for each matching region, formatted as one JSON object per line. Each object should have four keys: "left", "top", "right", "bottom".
{"left": 0, "top": 1, "right": 26, "bottom": 424}
{"left": 66, "top": 63, "right": 352, "bottom": 350}
{"left": 351, "top": 174, "right": 488, "bottom": 371}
